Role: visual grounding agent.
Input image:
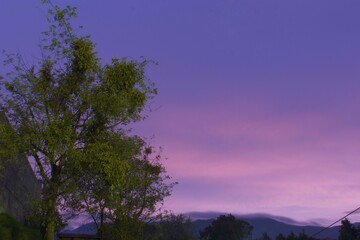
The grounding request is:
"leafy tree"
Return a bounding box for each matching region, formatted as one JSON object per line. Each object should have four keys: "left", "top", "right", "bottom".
{"left": 255, "top": 232, "right": 272, "bottom": 240}
{"left": 69, "top": 139, "right": 175, "bottom": 240}
{"left": 286, "top": 232, "right": 297, "bottom": 240}
{"left": 297, "top": 232, "right": 311, "bottom": 240}
{"left": 153, "top": 213, "right": 196, "bottom": 240}
{"left": 275, "top": 234, "right": 286, "bottom": 240}
{"left": 0, "top": 213, "right": 42, "bottom": 240}
{"left": 0, "top": 2, "right": 160, "bottom": 240}
{"left": 274, "top": 232, "right": 315, "bottom": 240}
{"left": 200, "top": 214, "right": 253, "bottom": 240}
{"left": 338, "top": 218, "right": 358, "bottom": 240}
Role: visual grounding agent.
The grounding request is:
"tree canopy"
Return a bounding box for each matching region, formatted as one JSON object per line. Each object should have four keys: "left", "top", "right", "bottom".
{"left": 200, "top": 214, "right": 253, "bottom": 240}
{"left": 153, "top": 213, "right": 196, "bottom": 240}
{"left": 0, "top": 3, "right": 173, "bottom": 240}
{"left": 338, "top": 218, "right": 359, "bottom": 240}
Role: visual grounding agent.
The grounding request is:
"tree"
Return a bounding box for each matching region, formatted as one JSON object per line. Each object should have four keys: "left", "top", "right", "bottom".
{"left": 68, "top": 139, "right": 175, "bottom": 240}
{"left": 273, "top": 232, "right": 315, "bottom": 240}
{"left": 0, "top": 3, "right": 161, "bottom": 240}
{"left": 275, "top": 234, "right": 286, "bottom": 240}
{"left": 103, "top": 148, "right": 175, "bottom": 240}
{"left": 338, "top": 218, "right": 358, "bottom": 240}
{"left": 152, "top": 213, "right": 196, "bottom": 240}
{"left": 200, "top": 214, "right": 253, "bottom": 240}
{"left": 298, "top": 232, "right": 317, "bottom": 240}
{"left": 286, "top": 232, "right": 296, "bottom": 240}
{"left": 255, "top": 232, "right": 272, "bottom": 240}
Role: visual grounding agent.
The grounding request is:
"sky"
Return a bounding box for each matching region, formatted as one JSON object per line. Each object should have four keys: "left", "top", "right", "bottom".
{"left": 2, "top": 0, "right": 360, "bottom": 226}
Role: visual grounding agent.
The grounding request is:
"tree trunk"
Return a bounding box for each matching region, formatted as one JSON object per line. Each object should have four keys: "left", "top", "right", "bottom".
{"left": 45, "top": 192, "right": 56, "bottom": 240}
{"left": 46, "top": 217, "right": 55, "bottom": 240}
{"left": 100, "top": 208, "right": 104, "bottom": 240}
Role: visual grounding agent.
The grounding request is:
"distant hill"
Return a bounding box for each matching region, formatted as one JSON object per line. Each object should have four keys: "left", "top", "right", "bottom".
{"left": 68, "top": 215, "right": 342, "bottom": 240}
{"left": 69, "top": 222, "right": 97, "bottom": 235}
{"left": 192, "top": 217, "right": 340, "bottom": 239}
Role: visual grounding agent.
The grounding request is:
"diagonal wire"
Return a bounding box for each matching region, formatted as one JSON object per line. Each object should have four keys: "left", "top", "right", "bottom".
{"left": 310, "top": 206, "right": 360, "bottom": 238}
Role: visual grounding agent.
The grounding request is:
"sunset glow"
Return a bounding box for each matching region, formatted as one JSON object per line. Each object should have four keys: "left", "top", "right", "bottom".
{"left": 2, "top": 0, "right": 360, "bottom": 226}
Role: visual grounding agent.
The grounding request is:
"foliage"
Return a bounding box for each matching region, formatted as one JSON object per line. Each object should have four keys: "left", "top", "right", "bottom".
{"left": 255, "top": 232, "right": 272, "bottom": 240}
{"left": 103, "top": 218, "right": 145, "bottom": 240}
{"left": 199, "top": 214, "right": 253, "bottom": 240}
{"left": 0, "top": 2, "right": 161, "bottom": 240}
{"left": 275, "top": 233, "right": 286, "bottom": 240}
{"left": 0, "top": 213, "right": 42, "bottom": 240}
{"left": 338, "top": 218, "right": 359, "bottom": 240}
{"left": 0, "top": 112, "right": 22, "bottom": 172}
{"left": 145, "top": 213, "right": 196, "bottom": 240}
{"left": 68, "top": 139, "right": 175, "bottom": 240}
{"left": 274, "top": 232, "right": 315, "bottom": 240}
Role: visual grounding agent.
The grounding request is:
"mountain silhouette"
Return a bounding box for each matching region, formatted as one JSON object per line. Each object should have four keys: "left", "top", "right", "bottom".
{"left": 192, "top": 216, "right": 340, "bottom": 239}
{"left": 68, "top": 214, "right": 341, "bottom": 239}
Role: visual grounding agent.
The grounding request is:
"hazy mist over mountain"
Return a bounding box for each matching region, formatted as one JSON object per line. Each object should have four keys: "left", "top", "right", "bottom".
{"left": 69, "top": 212, "right": 342, "bottom": 239}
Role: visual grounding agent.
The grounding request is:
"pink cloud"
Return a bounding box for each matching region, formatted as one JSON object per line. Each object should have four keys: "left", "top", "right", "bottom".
{"left": 133, "top": 95, "right": 360, "bottom": 223}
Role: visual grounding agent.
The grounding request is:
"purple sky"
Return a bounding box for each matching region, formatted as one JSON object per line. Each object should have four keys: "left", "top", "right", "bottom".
{"left": 2, "top": 0, "right": 360, "bottom": 225}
